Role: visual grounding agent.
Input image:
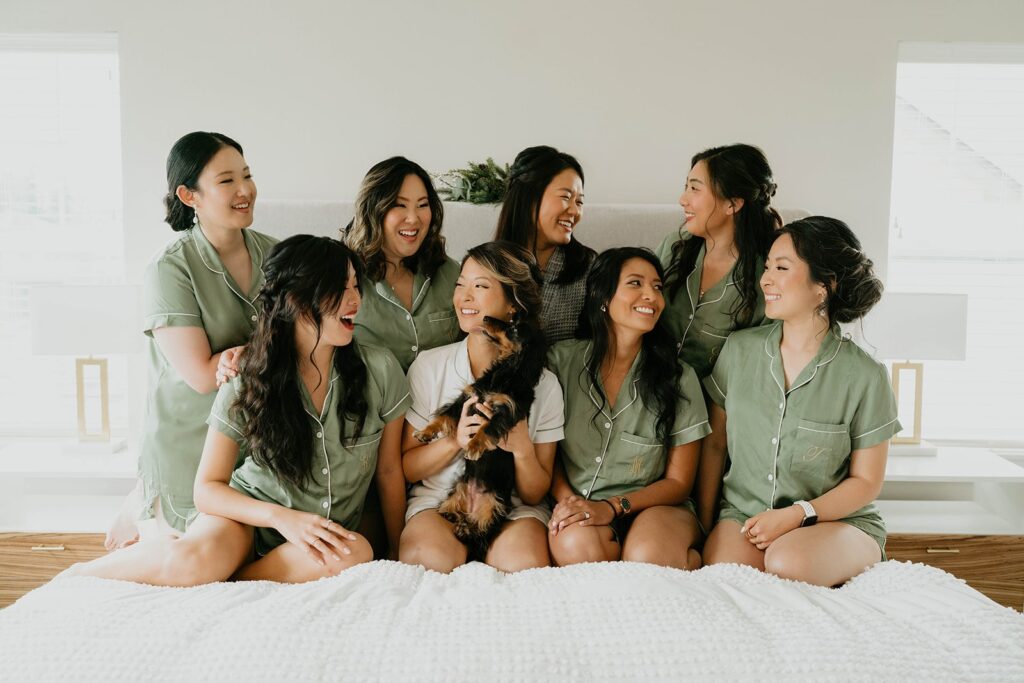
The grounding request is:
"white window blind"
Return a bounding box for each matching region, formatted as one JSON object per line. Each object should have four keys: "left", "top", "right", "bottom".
{"left": 889, "top": 43, "right": 1024, "bottom": 441}
{"left": 0, "top": 34, "right": 126, "bottom": 435}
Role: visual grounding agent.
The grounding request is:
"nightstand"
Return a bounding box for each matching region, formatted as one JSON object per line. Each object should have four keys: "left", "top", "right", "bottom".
{"left": 878, "top": 448, "right": 1024, "bottom": 610}
{"left": 0, "top": 440, "right": 136, "bottom": 607}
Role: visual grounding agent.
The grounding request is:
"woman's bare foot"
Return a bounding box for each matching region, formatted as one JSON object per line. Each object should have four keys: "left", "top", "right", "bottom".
{"left": 104, "top": 480, "right": 144, "bottom": 550}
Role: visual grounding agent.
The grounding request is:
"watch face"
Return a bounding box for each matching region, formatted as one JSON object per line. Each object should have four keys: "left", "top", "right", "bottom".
{"left": 620, "top": 497, "right": 631, "bottom": 513}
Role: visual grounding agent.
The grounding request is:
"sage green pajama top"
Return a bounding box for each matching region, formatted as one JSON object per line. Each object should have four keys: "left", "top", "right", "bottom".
{"left": 548, "top": 339, "right": 711, "bottom": 502}
{"left": 655, "top": 230, "right": 766, "bottom": 378}
{"left": 353, "top": 257, "right": 462, "bottom": 372}
{"left": 208, "top": 343, "right": 411, "bottom": 556}
{"left": 704, "top": 322, "right": 901, "bottom": 554}
{"left": 138, "top": 227, "right": 278, "bottom": 532}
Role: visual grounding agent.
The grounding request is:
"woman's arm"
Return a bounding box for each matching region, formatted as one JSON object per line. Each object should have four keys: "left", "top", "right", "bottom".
{"left": 695, "top": 402, "right": 728, "bottom": 532}
{"left": 549, "top": 453, "right": 574, "bottom": 501}
{"left": 193, "top": 428, "right": 359, "bottom": 565}
{"left": 375, "top": 415, "right": 407, "bottom": 560}
{"left": 153, "top": 327, "right": 230, "bottom": 395}
{"left": 743, "top": 441, "right": 889, "bottom": 550}
{"left": 401, "top": 398, "right": 489, "bottom": 482}
{"left": 551, "top": 441, "right": 700, "bottom": 532}
{"left": 808, "top": 441, "right": 888, "bottom": 521}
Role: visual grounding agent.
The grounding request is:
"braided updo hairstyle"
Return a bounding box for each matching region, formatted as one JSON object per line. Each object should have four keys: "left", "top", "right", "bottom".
{"left": 776, "top": 216, "right": 883, "bottom": 324}
{"left": 163, "top": 131, "right": 244, "bottom": 231}
{"left": 665, "top": 143, "right": 782, "bottom": 326}
{"left": 493, "top": 145, "right": 596, "bottom": 285}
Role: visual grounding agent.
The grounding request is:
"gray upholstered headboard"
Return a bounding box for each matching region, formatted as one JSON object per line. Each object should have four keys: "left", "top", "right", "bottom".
{"left": 252, "top": 200, "right": 808, "bottom": 260}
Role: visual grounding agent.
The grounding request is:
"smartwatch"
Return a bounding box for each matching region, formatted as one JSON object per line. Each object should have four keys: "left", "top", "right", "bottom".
{"left": 794, "top": 500, "right": 817, "bottom": 527}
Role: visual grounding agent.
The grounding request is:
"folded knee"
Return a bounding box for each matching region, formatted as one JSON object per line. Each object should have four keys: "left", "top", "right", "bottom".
{"left": 319, "top": 535, "right": 373, "bottom": 577}
{"left": 399, "top": 538, "right": 464, "bottom": 573}
{"left": 162, "top": 541, "right": 228, "bottom": 586}
{"left": 763, "top": 546, "right": 812, "bottom": 581}
{"left": 550, "top": 529, "right": 609, "bottom": 567}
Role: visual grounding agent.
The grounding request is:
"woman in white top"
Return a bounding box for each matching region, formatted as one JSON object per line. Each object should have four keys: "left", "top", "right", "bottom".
{"left": 399, "top": 241, "right": 565, "bottom": 572}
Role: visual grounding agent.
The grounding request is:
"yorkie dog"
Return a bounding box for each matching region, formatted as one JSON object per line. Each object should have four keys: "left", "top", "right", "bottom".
{"left": 414, "top": 315, "right": 546, "bottom": 561}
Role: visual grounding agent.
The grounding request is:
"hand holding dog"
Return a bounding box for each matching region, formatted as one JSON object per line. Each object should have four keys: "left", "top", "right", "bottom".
{"left": 472, "top": 402, "right": 532, "bottom": 458}
{"left": 549, "top": 494, "right": 615, "bottom": 535}
{"left": 454, "top": 397, "right": 486, "bottom": 452}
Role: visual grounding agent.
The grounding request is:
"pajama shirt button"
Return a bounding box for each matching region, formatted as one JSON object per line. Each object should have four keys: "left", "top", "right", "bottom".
{"left": 582, "top": 488, "right": 589, "bottom": 495}
{"left": 251, "top": 314, "right": 257, "bottom": 322}
{"left": 771, "top": 437, "right": 778, "bottom": 445}
{"left": 595, "top": 457, "right": 602, "bottom": 463}
{"left": 604, "top": 422, "right": 611, "bottom": 429}
{"left": 322, "top": 467, "right": 329, "bottom": 475}
{"left": 767, "top": 474, "right": 774, "bottom": 481}
{"left": 411, "top": 345, "right": 418, "bottom": 352}
{"left": 688, "top": 314, "right": 693, "bottom": 320}
{"left": 779, "top": 402, "right": 784, "bottom": 409}
{"left": 322, "top": 501, "right": 329, "bottom": 509}
{"left": 317, "top": 431, "right": 323, "bottom": 439}
{"left": 406, "top": 314, "right": 411, "bottom": 320}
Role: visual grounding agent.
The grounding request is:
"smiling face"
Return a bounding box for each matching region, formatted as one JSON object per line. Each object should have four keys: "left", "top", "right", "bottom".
{"left": 184, "top": 145, "right": 256, "bottom": 232}
{"left": 453, "top": 257, "right": 516, "bottom": 335}
{"left": 606, "top": 257, "right": 664, "bottom": 337}
{"left": 761, "top": 233, "right": 827, "bottom": 322}
{"left": 380, "top": 173, "right": 431, "bottom": 263}
{"left": 317, "top": 263, "right": 362, "bottom": 347}
{"left": 678, "top": 159, "right": 733, "bottom": 239}
{"left": 534, "top": 168, "right": 584, "bottom": 250}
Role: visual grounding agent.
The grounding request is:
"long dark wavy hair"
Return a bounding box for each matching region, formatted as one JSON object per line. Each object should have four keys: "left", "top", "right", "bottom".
{"left": 493, "top": 145, "right": 596, "bottom": 285}
{"left": 342, "top": 156, "right": 447, "bottom": 282}
{"left": 664, "top": 143, "right": 781, "bottom": 326}
{"left": 236, "top": 235, "right": 368, "bottom": 492}
{"left": 577, "top": 247, "right": 686, "bottom": 452}
{"left": 163, "top": 131, "right": 244, "bottom": 231}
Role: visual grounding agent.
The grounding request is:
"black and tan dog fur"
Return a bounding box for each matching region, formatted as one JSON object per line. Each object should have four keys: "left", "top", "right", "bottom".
{"left": 414, "top": 316, "right": 546, "bottom": 561}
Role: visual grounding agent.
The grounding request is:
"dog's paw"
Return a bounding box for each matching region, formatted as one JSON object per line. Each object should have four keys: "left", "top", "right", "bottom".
{"left": 464, "top": 431, "right": 497, "bottom": 460}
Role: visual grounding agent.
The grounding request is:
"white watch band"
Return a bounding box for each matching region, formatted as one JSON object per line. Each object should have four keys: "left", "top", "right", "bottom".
{"left": 794, "top": 500, "right": 816, "bottom": 521}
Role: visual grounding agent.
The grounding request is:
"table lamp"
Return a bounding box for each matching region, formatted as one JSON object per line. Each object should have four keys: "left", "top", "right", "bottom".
{"left": 30, "top": 285, "right": 141, "bottom": 452}
{"left": 853, "top": 292, "right": 968, "bottom": 455}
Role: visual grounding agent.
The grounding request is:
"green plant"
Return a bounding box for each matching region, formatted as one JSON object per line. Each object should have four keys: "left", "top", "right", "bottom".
{"left": 433, "top": 157, "right": 509, "bottom": 204}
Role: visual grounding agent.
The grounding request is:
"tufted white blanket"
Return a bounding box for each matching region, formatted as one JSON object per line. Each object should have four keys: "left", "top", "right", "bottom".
{"left": 1, "top": 560, "right": 1022, "bottom": 682}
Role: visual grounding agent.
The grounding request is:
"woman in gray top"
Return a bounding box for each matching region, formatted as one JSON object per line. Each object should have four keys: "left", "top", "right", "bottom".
{"left": 492, "top": 146, "right": 596, "bottom": 343}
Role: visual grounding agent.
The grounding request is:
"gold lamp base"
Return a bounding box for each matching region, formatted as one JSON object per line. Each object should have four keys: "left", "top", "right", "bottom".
{"left": 890, "top": 360, "right": 923, "bottom": 445}
{"left": 75, "top": 356, "right": 111, "bottom": 443}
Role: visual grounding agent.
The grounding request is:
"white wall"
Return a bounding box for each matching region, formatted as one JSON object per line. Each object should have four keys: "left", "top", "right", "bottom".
{"left": 6, "top": 0, "right": 1024, "bottom": 284}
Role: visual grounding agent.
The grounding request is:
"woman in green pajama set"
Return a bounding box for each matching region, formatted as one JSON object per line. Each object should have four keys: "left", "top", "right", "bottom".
{"left": 701, "top": 217, "right": 901, "bottom": 587}
{"left": 106, "top": 132, "right": 277, "bottom": 548}
{"left": 547, "top": 248, "right": 710, "bottom": 569}
{"left": 71, "top": 236, "right": 410, "bottom": 585}
{"left": 341, "top": 157, "right": 462, "bottom": 558}
{"left": 343, "top": 157, "right": 462, "bottom": 372}
{"left": 655, "top": 143, "right": 782, "bottom": 379}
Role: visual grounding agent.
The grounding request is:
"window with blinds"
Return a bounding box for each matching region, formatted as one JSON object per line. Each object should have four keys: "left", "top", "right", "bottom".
{"left": 889, "top": 43, "right": 1024, "bottom": 442}
{"left": 0, "top": 34, "right": 126, "bottom": 435}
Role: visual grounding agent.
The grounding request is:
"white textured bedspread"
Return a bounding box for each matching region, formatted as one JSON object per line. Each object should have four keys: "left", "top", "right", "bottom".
{"left": 1, "top": 560, "right": 1022, "bottom": 682}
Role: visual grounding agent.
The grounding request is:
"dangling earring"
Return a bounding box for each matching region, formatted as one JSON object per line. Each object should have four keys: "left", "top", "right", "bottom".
{"left": 192, "top": 208, "right": 199, "bottom": 226}
{"left": 818, "top": 294, "right": 827, "bottom": 317}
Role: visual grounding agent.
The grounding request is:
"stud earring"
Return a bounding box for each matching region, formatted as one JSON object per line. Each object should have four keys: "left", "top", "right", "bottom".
{"left": 600, "top": 304, "right": 607, "bottom": 312}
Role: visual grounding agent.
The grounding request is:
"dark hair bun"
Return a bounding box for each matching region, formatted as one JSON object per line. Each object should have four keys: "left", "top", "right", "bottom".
{"left": 778, "top": 216, "right": 882, "bottom": 324}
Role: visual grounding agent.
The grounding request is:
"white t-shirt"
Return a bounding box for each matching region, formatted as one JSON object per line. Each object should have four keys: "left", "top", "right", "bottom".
{"left": 405, "top": 338, "right": 564, "bottom": 512}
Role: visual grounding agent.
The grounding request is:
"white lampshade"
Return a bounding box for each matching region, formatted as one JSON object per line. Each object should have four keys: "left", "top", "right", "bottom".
{"left": 30, "top": 285, "right": 142, "bottom": 356}
{"left": 852, "top": 292, "right": 967, "bottom": 361}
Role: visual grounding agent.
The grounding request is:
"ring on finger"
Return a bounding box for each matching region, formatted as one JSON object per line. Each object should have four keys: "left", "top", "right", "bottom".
{"left": 584, "top": 512, "right": 591, "bottom": 520}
